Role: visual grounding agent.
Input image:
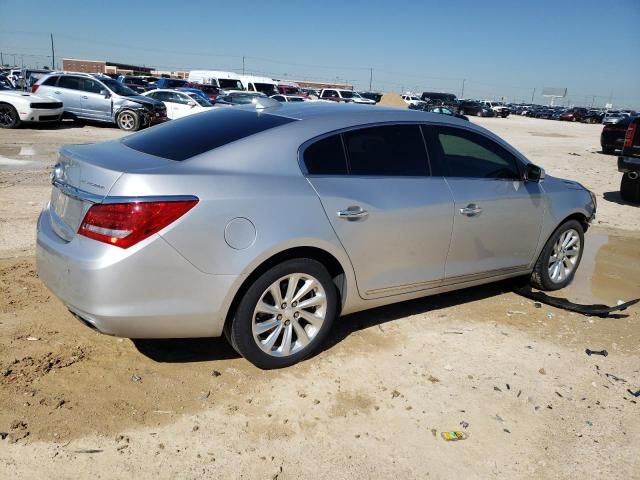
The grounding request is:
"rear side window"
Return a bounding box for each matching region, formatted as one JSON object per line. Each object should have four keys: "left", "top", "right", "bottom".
{"left": 304, "top": 135, "right": 348, "bottom": 175}
{"left": 58, "top": 76, "right": 82, "bottom": 90}
{"left": 342, "top": 125, "right": 429, "bottom": 176}
{"left": 42, "top": 76, "right": 59, "bottom": 86}
{"left": 123, "top": 109, "right": 295, "bottom": 161}
{"left": 428, "top": 126, "right": 520, "bottom": 179}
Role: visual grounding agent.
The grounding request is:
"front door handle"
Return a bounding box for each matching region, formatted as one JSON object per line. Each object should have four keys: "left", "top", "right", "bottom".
{"left": 337, "top": 207, "right": 369, "bottom": 220}
{"left": 54, "top": 91, "right": 61, "bottom": 94}
{"left": 459, "top": 203, "right": 482, "bottom": 217}
{"left": 82, "top": 96, "right": 88, "bottom": 99}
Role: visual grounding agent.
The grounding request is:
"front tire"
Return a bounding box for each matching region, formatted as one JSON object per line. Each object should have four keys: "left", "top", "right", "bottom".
{"left": 116, "top": 110, "right": 140, "bottom": 131}
{"left": 0, "top": 103, "right": 21, "bottom": 129}
{"left": 620, "top": 173, "right": 640, "bottom": 203}
{"left": 530, "top": 220, "right": 584, "bottom": 291}
{"left": 228, "top": 258, "right": 338, "bottom": 369}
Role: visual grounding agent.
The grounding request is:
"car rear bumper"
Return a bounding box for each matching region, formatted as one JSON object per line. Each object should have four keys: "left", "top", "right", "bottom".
{"left": 36, "top": 205, "right": 239, "bottom": 339}
{"left": 618, "top": 155, "right": 640, "bottom": 173}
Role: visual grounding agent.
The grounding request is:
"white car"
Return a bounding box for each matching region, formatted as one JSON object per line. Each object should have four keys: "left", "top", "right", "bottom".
{"left": 319, "top": 88, "right": 376, "bottom": 104}
{"left": 0, "top": 86, "right": 64, "bottom": 128}
{"left": 401, "top": 94, "right": 426, "bottom": 107}
{"left": 270, "top": 94, "right": 306, "bottom": 103}
{"left": 142, "top": 89, "right": 213, "bottom": 120}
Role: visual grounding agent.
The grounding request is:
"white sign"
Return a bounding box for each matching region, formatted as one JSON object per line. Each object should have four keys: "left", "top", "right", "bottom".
{"left": 605, "top": 103, "right": 612, "bottom": 109}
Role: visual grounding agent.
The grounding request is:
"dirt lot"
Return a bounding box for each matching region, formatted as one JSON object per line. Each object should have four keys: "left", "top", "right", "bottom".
{"left": 0, "top": 114, "right": 638, "bottom": 479}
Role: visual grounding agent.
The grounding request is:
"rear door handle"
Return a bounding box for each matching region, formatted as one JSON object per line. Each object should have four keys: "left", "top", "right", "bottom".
{"left": 82, "top": 96, "right": 88, "bottom": 99}
{"left": 459, "top": 203, "right": 482, "bottom": 216}
{"left": 337, "top": 207, "right": 368, "bottom": 220}
{"left": 54, "top": 91, "right": 61, "bottom": 94}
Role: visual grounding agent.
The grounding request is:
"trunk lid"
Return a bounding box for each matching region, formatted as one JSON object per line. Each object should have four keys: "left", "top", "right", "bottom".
{"left": 49, "top": 140, "right": 172, "bottom": 241}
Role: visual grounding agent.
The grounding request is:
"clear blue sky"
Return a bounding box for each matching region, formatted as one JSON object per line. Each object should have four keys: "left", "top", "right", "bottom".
{"left": 1, "top": 0, "right": 639, "bottom": 108}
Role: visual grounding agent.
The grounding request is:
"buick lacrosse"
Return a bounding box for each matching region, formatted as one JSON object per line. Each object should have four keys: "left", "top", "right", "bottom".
{"left": 37, "top": 101, "right": 596, "bottom": 368}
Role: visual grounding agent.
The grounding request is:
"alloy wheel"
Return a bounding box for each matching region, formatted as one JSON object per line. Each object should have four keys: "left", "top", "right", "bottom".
{"left": 119, "top": 112, "right": 135, "bottom": 130}
{"left": 252, "top": 273, "right": 327, "bottom": 357}
{"left": 0, "top": 105, "right": 16, "bottom": 127}
{"left": 548, "top": 228, "right": 581, "bottom": 283}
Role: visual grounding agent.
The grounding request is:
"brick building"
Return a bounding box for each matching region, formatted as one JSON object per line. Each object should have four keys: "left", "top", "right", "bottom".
{"left": 62, "top": 58, "right": 153, "bottom": 76}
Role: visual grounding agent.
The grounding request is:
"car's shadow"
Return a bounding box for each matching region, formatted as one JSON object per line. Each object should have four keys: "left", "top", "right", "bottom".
{"left": 603, "top": 191, "right": 639, "bottom": 207}
{"left": 133, "top": 280, "right": 513, "bottom": 364}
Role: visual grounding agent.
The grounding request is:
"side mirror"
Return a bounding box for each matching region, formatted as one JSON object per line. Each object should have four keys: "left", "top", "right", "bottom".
{"left": 100, "top": 89, "right": 110, "bottom": 98}
{"left": 525, "top": 163, "right": 545, "bottom": 183}
{"left": 187, "top": 100, "right": 196, "bottom": 107}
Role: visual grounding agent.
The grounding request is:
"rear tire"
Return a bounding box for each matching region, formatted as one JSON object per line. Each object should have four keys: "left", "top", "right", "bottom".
{"left": 620, "top": 173, "right": 640, "bottom": 204}
{"left": 0, "top": 103, "right": 21, "bottom": 129}
{"left": 228, "top": 258, "right": 338, "bottom": 369}
{"left": 602, "top": 145, "right": 614, "bottom": 154}
{"left": 530, "top": 220, "right": 584, "bottom": 291}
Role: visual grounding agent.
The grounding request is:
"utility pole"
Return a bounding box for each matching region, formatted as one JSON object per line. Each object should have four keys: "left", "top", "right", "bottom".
{"left": 0, "top": 52, "right": 3, "bottom": 66}
{"left": 461, "top": 78, "right": 465, "bottom": 98}
{"left": 531, "top": 88, "right": 536, "bottom": 103}
{"left": 50, "top": 33, "right": 55, "bottom": 70}
{"left": 369, "top": 67, "right": 372, "bottom": 91}
{"left": 242, "top": 56, "right": 245, "bottom": 75}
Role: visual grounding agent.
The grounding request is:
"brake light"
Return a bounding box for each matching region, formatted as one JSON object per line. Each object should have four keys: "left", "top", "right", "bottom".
{"left": 78, "top": 199, "right": 198, "bottom": 249}
{"left": 31, "top": 84, "right": 39, "bottom": 93}
{"left": 624, "top": 123, "right": 637, "bottom": 148}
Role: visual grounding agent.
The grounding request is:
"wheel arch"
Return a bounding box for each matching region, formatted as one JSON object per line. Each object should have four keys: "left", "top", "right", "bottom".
{"left": 223, "top": 246, "right": 350, "bottom": 331}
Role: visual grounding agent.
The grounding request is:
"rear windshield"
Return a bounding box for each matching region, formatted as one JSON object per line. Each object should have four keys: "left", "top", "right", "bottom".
{"left": 122, "top": 108, "right": 295, "bottom": 161}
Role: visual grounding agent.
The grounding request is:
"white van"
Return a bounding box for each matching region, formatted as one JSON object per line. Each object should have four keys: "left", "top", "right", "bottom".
{"left": 188, "top": 70, "right": 245, "bottom": 92}
{"left": 239, "top": 75, "right": 278, "bottom": 96}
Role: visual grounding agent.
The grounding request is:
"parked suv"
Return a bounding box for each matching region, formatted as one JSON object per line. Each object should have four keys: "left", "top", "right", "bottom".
{"left": 559, "top": 108, "right": 588, "bottom": 122}
{"left": 481, "top": 101, "right": 510, "bottom": 118}
{"left": 34, "top": 73, "right": 167, "bottom": 131}
{"left": 319, "top": 89, "right": 375, "bottom": 104}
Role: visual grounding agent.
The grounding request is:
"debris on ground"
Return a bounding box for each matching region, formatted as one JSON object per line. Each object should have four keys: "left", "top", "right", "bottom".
{"left": 459, "top": 421, "right": 469, "bottom": 429}
{"left": 211, "top": 370, "right": 222, "bottom": 377}
{"left": 585, "top": 349, "right": 608, "bottom": 357}
{"left": 441, "top": 431, "right": 468, "bottom": 441}
{"left": 627, "top": 389, "right": 640, "bottom": 398}
{"left": 130, "top": 374, "right": 142, "bottom": 383}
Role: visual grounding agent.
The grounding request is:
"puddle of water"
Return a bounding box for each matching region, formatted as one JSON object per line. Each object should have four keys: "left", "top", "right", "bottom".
{"left": 559, "top": 232, "right": 640, "bottom": 304}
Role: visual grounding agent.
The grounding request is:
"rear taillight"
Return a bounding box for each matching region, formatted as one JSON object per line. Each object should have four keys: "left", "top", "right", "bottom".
{"left": 31, "top": 84, "right": 39, "bottom": 93}
{"left": 78, "top": 199, "right": 198, "bottom": 249}
{"left": 624, "top": 123, "right": 637, "bottom": 148}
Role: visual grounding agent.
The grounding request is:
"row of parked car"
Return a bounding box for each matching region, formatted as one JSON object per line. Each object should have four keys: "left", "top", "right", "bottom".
{"left": 509, "top": 105, "right": 637, "bottom": 125}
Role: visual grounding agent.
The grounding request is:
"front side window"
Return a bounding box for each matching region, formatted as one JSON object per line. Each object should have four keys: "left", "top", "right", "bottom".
{"left": 428, "top": 126, "right": 520, "bottom": 179}
{"left": 321, "top": 90, "right": 337, "bottom": 98}
{"left": 342, "top": 125, "right": 429, "bottom": 176}
{"left": 80, "top": 78, "right": 103, "bottom": 94}
{"left": 303, "top": 135, "right": 348, "bottom": 175}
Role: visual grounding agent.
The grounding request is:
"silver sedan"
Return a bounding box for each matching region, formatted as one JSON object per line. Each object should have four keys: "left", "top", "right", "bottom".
{"left": 36, "top": 101, "right": 596, "bottom": 368}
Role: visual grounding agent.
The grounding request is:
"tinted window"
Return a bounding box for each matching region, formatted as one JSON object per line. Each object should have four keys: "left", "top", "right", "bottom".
{"left": 429, "top": 126, "right": 520, "bottom": 179}
{"left": 58, "top": 76, "right": 82, "bottom": 90}
{"left": 80, "top": 78, "right": 103, "bottom": 94}
{"left": 342, "top": 125, "right": 428, "bottom": 176}
{"left": 123, "top": 109, "right": 295, "bottom": 161}
{"left": 304, "top": 135, "right": 348, "bottom": 175}
{"left": 42, "top": 76, "right": 59, "bottom": 86}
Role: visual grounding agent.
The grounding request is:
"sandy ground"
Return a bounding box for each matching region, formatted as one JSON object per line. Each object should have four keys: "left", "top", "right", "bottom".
{"left": 0, "top": 114, "right": 639, "bottom": 479}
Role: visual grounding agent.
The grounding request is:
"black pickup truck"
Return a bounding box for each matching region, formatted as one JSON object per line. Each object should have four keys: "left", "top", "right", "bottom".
{"left": 618, "top": 116, "right": 640, "bottom": 203}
